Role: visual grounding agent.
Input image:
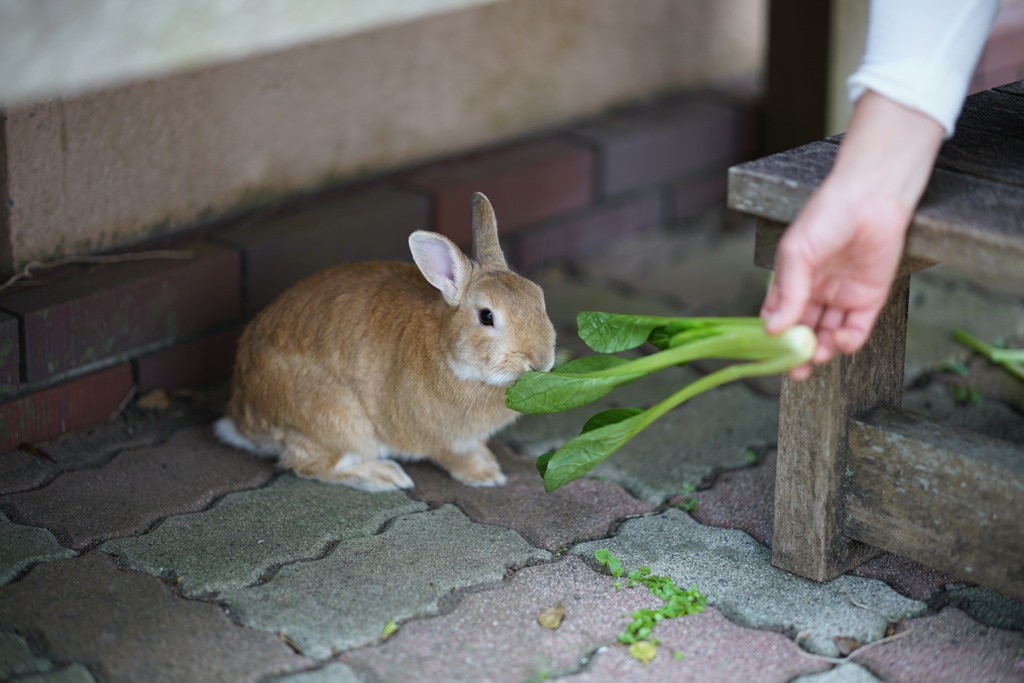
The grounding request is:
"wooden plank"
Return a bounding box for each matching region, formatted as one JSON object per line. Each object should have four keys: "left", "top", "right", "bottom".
{"left": 845, "top": 406, "right": 1024, "bottom": 599}
{"left": 934, "top": 90, "right": 1024, "bottom": 186}
{"left": 728, "top": 141, "right": 1024, "bottom": 280}
{"left": 771, "top": 275, "right": 910, "bottom": 581}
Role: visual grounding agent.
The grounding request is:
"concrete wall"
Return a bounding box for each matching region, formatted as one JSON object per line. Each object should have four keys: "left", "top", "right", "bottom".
{"left": 0, "top": 0, "right": 766, "bottom": 273}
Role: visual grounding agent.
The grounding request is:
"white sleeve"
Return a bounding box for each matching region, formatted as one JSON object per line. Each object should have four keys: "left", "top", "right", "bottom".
{"left": 846, "top": 0, "right": 1000, "bottom": 136}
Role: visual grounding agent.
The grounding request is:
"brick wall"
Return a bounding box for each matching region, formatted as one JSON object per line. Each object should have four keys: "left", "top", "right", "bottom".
{"left": 0, "top": 84, "right": 760, "bottom": 453}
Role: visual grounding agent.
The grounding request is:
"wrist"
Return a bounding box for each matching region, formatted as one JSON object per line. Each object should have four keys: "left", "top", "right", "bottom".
{"left": 829, "top": 90, "right": 945, "bottom": 213}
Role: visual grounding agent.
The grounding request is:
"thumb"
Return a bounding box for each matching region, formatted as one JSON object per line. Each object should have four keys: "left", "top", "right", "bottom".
{"left": 761, "top": 247, "right": 812, "bottom": 335}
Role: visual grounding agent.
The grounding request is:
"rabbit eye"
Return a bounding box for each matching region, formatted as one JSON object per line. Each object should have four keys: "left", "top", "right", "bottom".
{"left": 478, "top": 308, "right": 494, "bottom": 326}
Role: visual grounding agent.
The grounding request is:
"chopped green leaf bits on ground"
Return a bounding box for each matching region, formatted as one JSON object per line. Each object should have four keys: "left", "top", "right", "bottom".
{"left": 593, "top": 550, "right": 707, "bottom": 663}
{"left": 508, "top": 312, "right": 816, "bottom": 492}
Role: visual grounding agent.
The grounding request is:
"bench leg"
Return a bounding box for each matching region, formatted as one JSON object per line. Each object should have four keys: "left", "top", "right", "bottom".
{"left": 771, "top": 275, "right": 911, "bottom": 581}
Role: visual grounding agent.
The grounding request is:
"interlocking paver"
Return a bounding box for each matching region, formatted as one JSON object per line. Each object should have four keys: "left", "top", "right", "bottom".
{"left": 340, "top": 556, "right": 665, "bottom": 682}
{"left": 0, "top": 511, "right": 75, "bottom": 584}
{"left": 101, "top": 474, "right": 426, "bottom": 596}
{"left": 1, "top": 426, "right": 275, "bottom": 549}
{"left": 937, "top": 586, "right": 1024, "bottom": 631}
{"left": 220, "top": 504, "right": 550, "bottom": 658}
{"left": 571, "top": 510, "right": 926, "bottom": 658}
{"left": 0, "top": 552, "right": 311, "bottom": 683}
{"left": 341, "top": 556, "right": 827, "bottom": 683}
{"left": 561, "top": 605, "right": 829, "bottom": 683}
{"left": 16, "top": 663, "right": 97, "bottom": 682}
{"left": 0, "top": 630, "right": 56, "bottom": 679}
{"left": 273, "top": 662, "right": 362, "bottom": 683}
{"left": 853, "top": 607, "right": 1024, "bottom": 683}
{"left": 0, "top": 401, "right": 214, "bottom": 495}
{"left": 407, "top": 445, "right": 653, "bottom": 552}
{"left": 791, "top": 663, "right": 884, "bottom": 683}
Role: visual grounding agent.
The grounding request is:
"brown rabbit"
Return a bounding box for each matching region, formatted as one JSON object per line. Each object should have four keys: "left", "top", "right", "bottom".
{"left": 214, "top": 192, "right": 556, "bottom": 491}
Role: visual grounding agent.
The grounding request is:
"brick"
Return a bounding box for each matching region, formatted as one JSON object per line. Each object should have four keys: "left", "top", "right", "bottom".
{"left": 572, "top": 98, "right": 744, "bottom": 197}
{"left": 404, "top": 137, "right": 594, "bottom": 246}
{"left": 213, "top": 185, "right": 429, "bottom": 315}
{"left": 0, "top": 242, "right": 240, "bottom": 383}
{"left": 513, "top": 192, "right": 662, "bottom": 272}
{"left": 669, "top": 172, "right": 729, "bottom": 223}
{"left": 2, "top": 426, "right": 275, "bottom": 549}
{"left": 134, "top": 325, "right": 242, "bottom": 394}
{"left": 0, "top": 311, "right": 17, "bottom": 398}
{"left": 0, "top": 364, "right": 132, "bottom": 453}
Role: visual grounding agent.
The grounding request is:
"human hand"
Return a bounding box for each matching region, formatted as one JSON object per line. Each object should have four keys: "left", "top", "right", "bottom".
{"left": 760, "top": 91, "right": 945, "bottom": 380}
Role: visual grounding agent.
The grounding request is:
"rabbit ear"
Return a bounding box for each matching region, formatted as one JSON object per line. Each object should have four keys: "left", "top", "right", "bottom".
{"left": 470, "top": 192, "right": 507, "bottom": 268}
{"left": 409, "top": 231, "right": 471, "bottom": 306}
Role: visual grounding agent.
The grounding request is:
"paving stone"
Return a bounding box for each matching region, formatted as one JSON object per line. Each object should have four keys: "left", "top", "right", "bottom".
{"left": 532, "top": 273, "right": 681, "bottom": 335}
{"left": 339, "top": 556, "right": 668, "bottom": 682}
{"left": 0, "top": 311, "right": 18, "bottom": 399}
{"left": 221, "top": 504, "right": 550, "bottom": 658}
{"left": 937, "top": 586, "right": 1024, "bottom": 632}
{"left": 0, "top": 510, "right": 76, "bottom": 585}
{"left": 406, "top": 444, "right": 653, "bottom": 552}
{"left": 0, "top": 242, "right": 240, "bottom": 383}
{"left": 791, "top": 663, "right": 884, "bottom": 683}
{"left": 1, "top": 426, "right": 275, "bottom": 549}
{"left": 101, "top": 474, "right": 426, "bottom": 596}
{"left": 906, "top": 274, "right": 1024, "bottom": 379}
{"left": 0, "top": 552, "right": 311, "bottom": 683}
{"left": 272, "top": 662, "right": 361, "bottom": 683}
{"left": 0, "top": 363, "right": 134, "bottom": 454}
{"left": 853, "top": 607, "right": 1024, "bottom": 683}
{"left": 17, "top": 663, "right": 97, "bottom": 683}
{"left": 0, "top": 390, "right": 221, "bottom": 494}
{"left": 561, "top": 605, "right": 828, "bottom": 683}
{"left": 0, "top": 630, "right": 54, "bottom": 679}
{"left": 570, "top": 510, "right": 926, "bottom": 657}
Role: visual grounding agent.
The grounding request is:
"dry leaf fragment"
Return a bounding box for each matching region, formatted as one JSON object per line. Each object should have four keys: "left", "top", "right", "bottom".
{"left": 833, "top": 636, "right": 863, "bottom": 656}
{"left": 537, "top": 604, "right": 566, "bottom": 630}
{"left": 137, "top": 389, "right": 171, "bottom": 410}
{"left": 18, "top": 442, "right": 55, "bottom": 462}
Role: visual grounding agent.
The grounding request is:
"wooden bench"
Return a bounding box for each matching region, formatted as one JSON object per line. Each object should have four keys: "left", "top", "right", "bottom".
{"left": 727, "top": 81, "right": 1024, "bottom": 599}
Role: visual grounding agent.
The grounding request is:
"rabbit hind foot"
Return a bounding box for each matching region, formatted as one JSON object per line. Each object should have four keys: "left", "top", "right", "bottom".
{"left": 291, "top": 451, "right": 415, "bottom": 492}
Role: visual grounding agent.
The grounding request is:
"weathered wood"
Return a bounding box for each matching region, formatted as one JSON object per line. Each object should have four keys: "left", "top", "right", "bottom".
{"left": 753, "top": 218, "right": 935, "bottom": 277}
{"left": 728, "top": 140, "right": 1024, "bottom": 279}
{"left": 845, "top": 406, "right": 1024, "bottom": 599}
{"left": 934, "top": 90, "right": 1024, "bottom": 186}
{"left": 771, "top": 275, "right": 910, "bottom": 581}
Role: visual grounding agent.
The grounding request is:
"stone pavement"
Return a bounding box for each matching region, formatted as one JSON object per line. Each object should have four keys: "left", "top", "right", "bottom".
{"left": 2, "top": 212, "right": 1024, "bottom": 683}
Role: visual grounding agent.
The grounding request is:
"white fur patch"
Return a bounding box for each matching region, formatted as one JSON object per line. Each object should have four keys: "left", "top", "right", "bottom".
{"left": 331, "top": 453, "right": 364, "bottom": 472}
{"left": 213, "top": 417, "right": 282, "bottom": 457}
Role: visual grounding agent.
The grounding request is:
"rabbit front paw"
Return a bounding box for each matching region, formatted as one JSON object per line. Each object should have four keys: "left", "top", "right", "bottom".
{"left": 443, "top": 446, "right": 507, "bottom": 487}
{"left": 316, "top": 457, "right": 416, "bottom": 492}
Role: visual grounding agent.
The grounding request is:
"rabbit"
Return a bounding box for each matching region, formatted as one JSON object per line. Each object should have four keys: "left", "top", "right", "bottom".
{"left": 214, "top": 192, "right": 556, "bottom": 492}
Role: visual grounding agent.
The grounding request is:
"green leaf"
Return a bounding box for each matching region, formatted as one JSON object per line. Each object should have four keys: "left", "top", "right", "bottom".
{"left": 607, "top": 556, "right": 623, "bottom": 577}
{"left": 505, "top": 358, "right": 645, "bottom": 414}
{"left": 535, "top": 452, "right": 554, "bottom": 477}
{"left": 540, "top": 409, "right": 649, "bottom": 492}
{"left": 580, "top": 408, "right": 645, "bottom": 433}
{"left": 576, "top": 311, "right": 681, "bottom": 353}
{"left": 594, "top": 548, "right": 611, "bottom": 564}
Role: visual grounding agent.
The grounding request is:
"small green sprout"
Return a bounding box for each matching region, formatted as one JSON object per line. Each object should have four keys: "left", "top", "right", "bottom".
{"left": 673, "top": 650, "right": 686, "bottom": 661}
{"left": 670, "top": 484, "right": 699, "bottom": 513}
{"left": 594, "top": 548, "right": 623, "bottom": 577}
{"left": 744, "top": 448, "right": 758, "bottom": 464}
{"left": 507, "top": 313, "right": 816, "bottom": 492}
{"left": 953, "top": 329, "right": 1024, "bottom": 383}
